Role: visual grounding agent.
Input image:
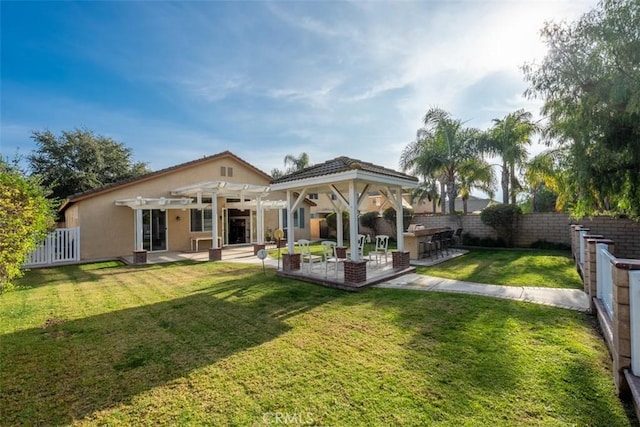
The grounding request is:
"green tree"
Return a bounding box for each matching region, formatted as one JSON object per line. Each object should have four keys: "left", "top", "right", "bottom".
{"left": 480, "top": 204, "right": 522, "bottom": 247}
{"left": 480, "top": 110, "right": 540, "bottom": 204}
{"left": 523, "top": 0, "right": 640, "bottom": 217}
{"left": 0, "top": 159, "right": 56, "bottom": 292}
{"left": 359, "top": 211, "right": 380, "bottom": 236}
{"left": 28, "top": 129, "right": 149, "bottom": 201}
{"left": 284, "top": 152, "right": 311, "bottom": 173}
{"left": 525, "top": 147, "right": 577, "bottom": 212}
{"left": 271, "top": 152, "right": 312, "bottom": 179}
{"left": 400, "top": 107, "right": 487, "bottom": 214}
{"left": 457, "top": 158, "right": 496, "bottom": 214}
{"left": 325, "top": 211, "right": 349, "bottom": 237}
{"left": 523, "top": 149, "right": 570, "bottom": 213}
{"left": 383, "top": 206, "right": 414, "bottom": 234}
{"left": 410, "top": 178, "right": 440, "bottom": 214}
{"left": 270, "top": 168, "right": 284, "bottom": 179}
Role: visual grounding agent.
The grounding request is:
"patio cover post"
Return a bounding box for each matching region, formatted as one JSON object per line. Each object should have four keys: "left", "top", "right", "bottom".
{"left": 211, "top": 193, "right": 219, "bottom": 249}
{"left": 348, "top": 181, "right": 359, "bottom": 261}
{"left": 286, "top": 190, "right": 295, "bottom": 253}
{"left": 336, "top": 207, "right": 344, "bottom": 247}
{"left": 394, "top": 186, "right": 404, "bottom": 251}
{"left": 135, "top": 209, "right": 143, "bottom": 251}
{"left": 256, "top": 197, "right": 264, "bottom": 244}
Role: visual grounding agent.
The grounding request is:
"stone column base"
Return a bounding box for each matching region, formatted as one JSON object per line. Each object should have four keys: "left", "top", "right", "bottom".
{"left": 209, "top": 248, "right": 222, "bottom": 261}
{"left": 133, "top": 250, "right": 147, "bottom": 264}
{"left": 253, "top": 244, "right": 266, "bottom": 255}
{"left": 283, "top": 253, "right": 301, "bottom": 271}
{"left": 392, "top": 251, "right": 410, "bottom": 269}
{"left": 344, "top": 260, "right": 367, "bottom": 284}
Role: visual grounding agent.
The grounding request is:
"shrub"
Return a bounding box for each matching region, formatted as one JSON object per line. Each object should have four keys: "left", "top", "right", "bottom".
{"left": 480, "top": 204, "right": 522, "bottom": 247}
{"left": 0, "top": 160, "right": 56, "bottom": 292}
{"left": 462, "top": 233, "right": 507, "bottom": 248}
{"left": 530, "top": 240, "right": 571, "bottom": 251}
{"left": 383, "top": 207, "right": 414, "bottom": 231}
{"left": 325, "top": 211, "right": 349, "bottom": 235}
{"left": 359, "top": 211, "right": 379, "bottom": 235}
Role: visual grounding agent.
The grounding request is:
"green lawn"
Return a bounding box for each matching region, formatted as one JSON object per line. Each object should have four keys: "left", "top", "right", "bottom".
{"left": 416, "top": 248, "right": 583, "bottom": 289}
{"left": 0, "top": 261, "right": 635, "bottom": 426}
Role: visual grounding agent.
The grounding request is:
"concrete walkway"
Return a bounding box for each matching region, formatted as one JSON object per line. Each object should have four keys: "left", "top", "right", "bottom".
{"left": 218, "top": 247, "right": 591, "bottom": 311}
{"left": 375, "top": 273, "right": 590, "bottom": 312}
{"left": 130, "top": 247, "right": 590, "bottom": 312}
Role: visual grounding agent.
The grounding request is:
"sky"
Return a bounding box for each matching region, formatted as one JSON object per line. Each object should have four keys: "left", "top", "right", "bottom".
{"left": 1, "top": 0, "right": 597, "bottom": 188}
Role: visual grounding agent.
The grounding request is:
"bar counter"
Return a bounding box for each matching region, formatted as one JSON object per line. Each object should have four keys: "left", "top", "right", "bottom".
{"left": 403, "top": 227, "right": 449, "bottom": 260}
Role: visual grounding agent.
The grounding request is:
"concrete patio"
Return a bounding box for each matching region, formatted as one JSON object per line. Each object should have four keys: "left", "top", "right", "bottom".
{"left": 121, "top": 244, "right": 468, "bottom": 291}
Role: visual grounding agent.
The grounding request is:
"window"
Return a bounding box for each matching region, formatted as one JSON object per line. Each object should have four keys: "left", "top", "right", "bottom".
{"left": 191, "top": 209, "right": 212, "bottom": 232}
{"left": 190, "top": 197, "right": 213, "bottom": 232}
{"left": 220, "top": 166, "right": 226, "bottom": 176}
{"left": 190, "top": 209, "right": 213, "bottom": 232}
{"left": 331, "top": 194, "right": 337, "bottom": 200}
{"left": 294, "top": 207, "right": 305, "bottom": 228}
{"left": 308, "top": 193, "right": 318, "bottom": 200}
{"left": 227, "top": 167, "right": 233, "bottom": 177}
{"left": 282, "top": 207, "right": 305, "bottom": 229}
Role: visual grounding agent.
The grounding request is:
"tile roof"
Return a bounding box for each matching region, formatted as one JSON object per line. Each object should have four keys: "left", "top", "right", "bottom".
{"left": 59, "top": 151, "right": 271, "bottom": 212}
{"left": 271, "top": 156, "right": 418, "bottom": 184}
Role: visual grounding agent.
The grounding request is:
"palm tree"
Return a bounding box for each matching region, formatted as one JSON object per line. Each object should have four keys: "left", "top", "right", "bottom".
{"left": 270, "top": 168, "right": 284, "bottom": 179}
{"left": 284, "top": 152, "right": 311, "bottom": 173}
{"left": 525, "top": 148, "right": 571, "bottom": 212}
{"left": 457, "top": 158, "right": 496, "bottom": 214}
{"left": 400, "top": 107, "right": 482, "bottom": 214}
{"left": 481, "top": 110, "right": 540, "bottom": 204}
{"left": 410, "top": 177, "right": 440, "bottom": 213}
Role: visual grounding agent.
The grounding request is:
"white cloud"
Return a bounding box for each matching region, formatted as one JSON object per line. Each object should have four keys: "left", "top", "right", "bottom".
{"left": 2, "top": 0, "right": 600, "bottom": 179}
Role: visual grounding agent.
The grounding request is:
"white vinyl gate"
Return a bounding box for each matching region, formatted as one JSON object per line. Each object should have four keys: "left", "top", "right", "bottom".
{"left": 23, "top": 227, "right": 80, "bottom": 267}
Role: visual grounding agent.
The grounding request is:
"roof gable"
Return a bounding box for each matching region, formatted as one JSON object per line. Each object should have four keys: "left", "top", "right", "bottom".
{"left": 58, "top": 150, "right": 272, "bottom": 212}
{"left": 63, "top": 151, "right": 270, "bottom": 204}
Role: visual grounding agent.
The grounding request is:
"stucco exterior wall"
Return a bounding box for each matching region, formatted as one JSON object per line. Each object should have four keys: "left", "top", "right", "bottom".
{"left": 69, "top": 154, "right": 289, "bottom": 260}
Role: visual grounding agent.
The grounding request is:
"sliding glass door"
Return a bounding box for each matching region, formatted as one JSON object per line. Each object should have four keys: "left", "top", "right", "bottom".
{"left": 142, "top": 209, "right": 167, "bottom": 252}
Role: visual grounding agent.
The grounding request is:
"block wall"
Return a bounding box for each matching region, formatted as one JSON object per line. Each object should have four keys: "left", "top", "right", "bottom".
{"left": 410, "top": 213, "right": 640, "bottom": 257}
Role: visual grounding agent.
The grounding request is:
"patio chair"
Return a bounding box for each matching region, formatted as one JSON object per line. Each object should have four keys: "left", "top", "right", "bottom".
{"left": 369, "top": 235, "right": 389, "bottom": 264}
{"left": 453, "top": 228, "right": 463, "bottom": 247}
{"left": 321, "top": 241, "right": 345, "bottom": 279}
{"left": 442, "top": 228, "right": 455, "bottom": 254}
{"left": 431, "top": 231, "right": 445, "bottom": 258}
{"left": 419, "top": 234, "right": 436, "bottom": 259}
{"left": 297, "top": 239, "right": 322, "bottom": 273}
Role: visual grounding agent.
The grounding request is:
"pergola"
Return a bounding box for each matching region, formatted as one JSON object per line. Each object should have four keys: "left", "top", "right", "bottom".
{"left": 270, "top": 156, "right": 418, "bottom": 262}
{"left": 115, "top": 180, "right": 287, "bottom": 252}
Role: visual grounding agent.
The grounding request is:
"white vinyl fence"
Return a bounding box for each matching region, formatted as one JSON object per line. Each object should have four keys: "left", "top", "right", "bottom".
{"left": 630, "top": 270, "right": 640, "bottom": 376}
{"left": 579, "top": 229, "right": 588, "bottom": 267}
{"left": 23, "top": 227, "right": 80, "bottom": 267}
{"left": 596, "top": 242, "right": 615, "bottom": 318}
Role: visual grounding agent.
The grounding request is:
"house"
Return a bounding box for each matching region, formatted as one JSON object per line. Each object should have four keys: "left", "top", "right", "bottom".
{"left": 363, "top": 191, "right": 413, "bottom": 215}
{"left": 59, "top": 151, "right": 312, "bottom": 262}
{"left": 411, "top": 194, "right": 493, "bottom": 214}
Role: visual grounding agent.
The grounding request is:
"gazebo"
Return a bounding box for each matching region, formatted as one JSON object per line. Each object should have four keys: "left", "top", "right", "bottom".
{"left": 270, "top": 156, "right": 419, "bottom": 287}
